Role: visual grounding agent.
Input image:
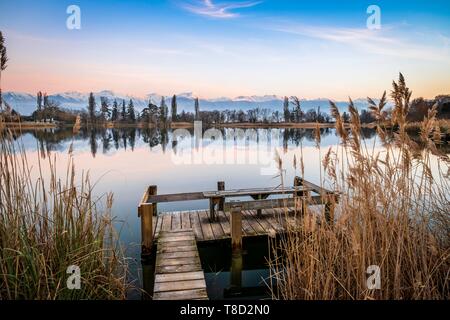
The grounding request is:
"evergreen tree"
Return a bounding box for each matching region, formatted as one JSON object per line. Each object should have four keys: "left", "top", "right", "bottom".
{"left": 148, "top": 100, "right": 159, "bottom": 123}
{"left": 36, "top": 91, "right": 43, "bottom": 121}
{"left": 121, "top": 99, "right": 126, "bottom": 121}
{"left": 111, "top": 100, "right": 119, "bottom": 121}
{"left": 194, "top": 97, "right": 200, "bottom": 121}
{"left": 0, "top": 31, "right": 8, "bottom": 111}
{"left": 88, "top": 92, "right": 96, "bottom": 123}
{"left": 283, "top": 96, "right": 290, "bottom": 122}
{"left": 171, "top": 94, "right": 177, "bottom": 122}
{"left": 43, "top": 93, "right": 49, "bottom": 122}
{"left": 160, "top": 96, "right": 167, "bottom": 123}
{"left": 127, "top": 99, "right": 136, "bottom": 122}
{"left": 100, "top": 96, "right": 111, "bottom": 121}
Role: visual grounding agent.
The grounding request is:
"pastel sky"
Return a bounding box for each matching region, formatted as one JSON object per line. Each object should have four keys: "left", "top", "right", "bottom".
{"left": 0, "top": 0, "right": 449, "bottom": 99}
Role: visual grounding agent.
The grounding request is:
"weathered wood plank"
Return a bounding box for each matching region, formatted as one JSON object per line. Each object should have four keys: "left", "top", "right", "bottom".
{"left": 147, "top": 192, "right": 206, "bottom": 203}
{"left": 240, "top": 210, "right": 257, "bottom": 236}
{"left": 156, "top": 264, "right": 202, "bottom": 274}
{"left": 158, "top": 245, "right": 197, "bottom": 253}
{"left": 158, "top": 235, "right": 195, "bottom": 243}
{"left": 223, "top": 196, "right": 324, "bottom": 212}
{"left": 172, "top": 212, "right": 182, "bottom": 230}
{"left": 217, "top": 211, "right": 231, "bottom": 237}
{"left": 157, "top": 239, "right": 194, "bottom": 248}
{"left": 248, "top": 209, "right": 276, "bottom": 235}
{"left": 189, "top": 210, "right": 204, "bottom": 241}
{"left": 157, "top": 251, "right": 198, "bottom": 259}
{"left": 155, "top": 271, "right": 205, "bottom": 283}
{"left": 264, "top": 208, "right": 285, "bottom": 233}
{"left": 208, "top": 212, "right": 225, "bottom": 239}
{"left": 161, "top": 214, "right": 172, "bottom": 232}
{"left": 154, "top": 279, "right": 206, "bottom": 293}
{"left": 203, "top": 186, "right": 312, "bottom": 198}
{"left": 154, "top": 215, "right": 163, "bottom": 239}
{"left": 153, "top": 289, "right": 208, "bottom": 300}
{"left": 181, "top": 211, "right": 191, "bottom": 229}
{"left": 245, "top": 210, "right": 265, "bottom": 235}
{"left": 156, "top": 257, "right": 199, "bottom": 267}
{"left": 198, "top": 210, "right": 215, "bottom": 241}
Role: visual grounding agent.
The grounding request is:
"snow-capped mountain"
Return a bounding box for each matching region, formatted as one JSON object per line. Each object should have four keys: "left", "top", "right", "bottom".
{"left": 2, "top": 90, "right": 381, "bottom": 116}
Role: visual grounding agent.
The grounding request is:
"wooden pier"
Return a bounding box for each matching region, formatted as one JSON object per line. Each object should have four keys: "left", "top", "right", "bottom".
{"left": 153, "top": 229, "right": 208, "bottom": 300}
{"left": 138, "top": 177, "right": 338, "bottom": 300}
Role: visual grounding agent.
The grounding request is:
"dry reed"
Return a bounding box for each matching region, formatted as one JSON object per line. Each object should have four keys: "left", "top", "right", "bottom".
{"left": 0, "top": 128, "right": 128, "bottom": 299}
{"left": 270, "top": 74, "right": 450, "bottom": 300}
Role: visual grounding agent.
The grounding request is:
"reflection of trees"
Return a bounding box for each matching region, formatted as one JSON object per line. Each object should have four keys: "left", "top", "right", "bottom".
{"left": 282, "top": 128, "right": 333, "bottom": 147}
{"left": 90, "top": 129, "right": 97, "bottom": 157}
{"left": 360, "top": 128, "right": 377, "bottom": 139}
{"left": 23, "top": 128, "right": 75, "bottom": 158}
{"left": 12, "top": 126, "right": 447, "bottom": 158}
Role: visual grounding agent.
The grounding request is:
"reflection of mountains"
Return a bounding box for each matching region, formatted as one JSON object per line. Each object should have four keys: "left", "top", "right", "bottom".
{"left": 17, "top": 127, "right": 449, "bottom": 158}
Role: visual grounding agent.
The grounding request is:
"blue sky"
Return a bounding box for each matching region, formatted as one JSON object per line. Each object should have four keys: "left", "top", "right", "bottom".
{"left": 0, "top": 0, "right": 449, "bottom": 99}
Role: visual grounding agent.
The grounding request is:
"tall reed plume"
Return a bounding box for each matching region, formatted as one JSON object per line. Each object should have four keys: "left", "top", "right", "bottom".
{"left": 270, "top": 74, "right": 449, "bottom": 300}
{"left": 0, "top": 128, "right": 128, "bottom": 299}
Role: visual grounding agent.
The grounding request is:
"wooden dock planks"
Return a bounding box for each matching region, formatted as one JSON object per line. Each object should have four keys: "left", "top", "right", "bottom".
{"left": 151, "top": 208, "right": 301, "bottom": 243}
{"left": 153, "top": 229, "right": 208, "bottom": 300}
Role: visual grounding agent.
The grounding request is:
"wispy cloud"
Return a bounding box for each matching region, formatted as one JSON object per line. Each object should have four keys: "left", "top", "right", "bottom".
{"left": 181, "top": 0, "right": 262, "bottom": 19}
{"left": 271, "top": 23, "right": 450, "bottom": 62}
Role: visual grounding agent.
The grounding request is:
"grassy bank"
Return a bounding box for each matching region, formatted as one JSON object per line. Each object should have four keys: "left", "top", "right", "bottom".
{"left": 270, "top": 77, "right": 450, "bottom": 300}
{"left": 0, "top": 129, "right": 128, "bottom": 299}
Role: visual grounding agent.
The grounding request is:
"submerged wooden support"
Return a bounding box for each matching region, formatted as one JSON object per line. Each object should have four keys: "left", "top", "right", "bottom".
{"left": 230, "top": 252, "right": 243, "bottom": 289}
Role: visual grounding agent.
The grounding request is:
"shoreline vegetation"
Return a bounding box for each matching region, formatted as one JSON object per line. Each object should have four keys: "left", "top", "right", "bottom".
{"left": 270, "top": 74, "right": 449, "bottom": 300}
{"left": 0, "top": 127, "right": 129, "bottom": 299}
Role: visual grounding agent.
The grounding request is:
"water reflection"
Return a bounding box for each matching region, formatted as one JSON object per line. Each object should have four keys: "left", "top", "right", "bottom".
{"left": 14, "top": 127, "right": 343, "bottom": 157}
{"left": 6, "top": 126, "right": 448, "bottom": 299}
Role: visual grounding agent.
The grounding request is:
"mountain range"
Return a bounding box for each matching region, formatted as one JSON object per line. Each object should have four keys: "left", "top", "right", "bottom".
{"left": 2, "top": 91, "right": 385, "bottom": 116}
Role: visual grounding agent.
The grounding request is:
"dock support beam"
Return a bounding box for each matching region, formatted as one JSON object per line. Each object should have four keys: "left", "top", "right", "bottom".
{"left": 140, "top": 203, "right": 153, "bottom": 258}
{"left": 139, "top": 185, "right": 157, "bottom": 259}
{"left": 149, "top": 185, "right": 157, "bottom": 216}
{"left": 231, "top": 205, "right": 242, "bottom": 254}
{"left": 217, "top": 181, "right": 225, "bottom": 211}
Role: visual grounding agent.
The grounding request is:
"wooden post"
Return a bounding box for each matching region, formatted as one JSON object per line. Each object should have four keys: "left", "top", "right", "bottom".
{"left": 324, "top": 194, "right": 335, "bottom": 225}
{"left": 217, "top": 181, "right": 225, "bottom": 211}
{"left": 294, "top": 176, "right": 309, "bottom": 214}
{"left": 149, "top": 185, "right": 157, "bottom": 216}
{"left": 231, "top": 205, "right": 242, "bottom": 254}
{"left": 141, "top": 203, "right": 153, "bottom": 257}
{"left": 209, "top": 198, "right": 216, "bottom": 222}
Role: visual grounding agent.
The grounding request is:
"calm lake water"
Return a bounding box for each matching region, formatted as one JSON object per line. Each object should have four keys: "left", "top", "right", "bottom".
{"left": 13, "top": 126, "right": 447, "bottom": 299}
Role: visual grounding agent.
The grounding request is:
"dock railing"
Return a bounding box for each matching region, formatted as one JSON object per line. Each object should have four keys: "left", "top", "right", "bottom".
{"left": 138, "top": 177, "right": 339, "bottom": 256}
